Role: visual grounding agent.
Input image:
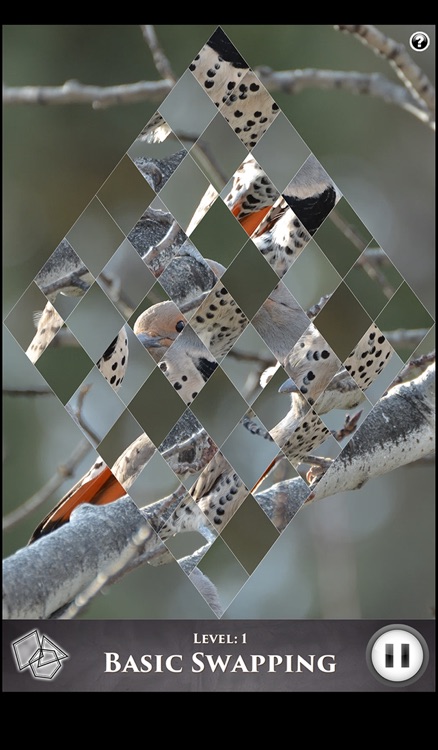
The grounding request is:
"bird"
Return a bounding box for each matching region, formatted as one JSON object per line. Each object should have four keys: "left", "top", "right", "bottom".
{"left": 224, "top": 154, "right": 280, "bottom": 235}
{"left": 228, "top": 154, "right": 342, "bottom": 277}
{"left": 26, "top": 238, "right": 94, "bottom": 364}
{"left": 189, "top": 280, "right": 249, "bottom": 360}
{"left": 134, "top": 302, "right": 218, "bottom": 405}
{"left": 189, "top": 27, "right": 280, "bottom": 149}
{"left": 28, "top": 433, "right": 156, "bottom": 544}
{"left": 251, "top": 282, "right": 310, "bottom": 363}
{"left": 137, "top": 112, "right": 172, "bottom": 144}
{"left": 281, "top": 322, "right": 394, "bottom": 408}
{"left": 96, "top": 327, "right": 129, "bottom": 391}
{"left": 156, "top": 451, "right": 249, "bottom": 540}
{"left": 248, "top": 323, "right": 394, "bottom": 471}
{"left": 26, "top": 302, "right": 64, "bottom": 364}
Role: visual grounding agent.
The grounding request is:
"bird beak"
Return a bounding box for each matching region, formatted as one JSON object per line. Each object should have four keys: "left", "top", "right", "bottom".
{"left": 278, "top": 377, "right": 300, "bottom": 394}
{"left": 136, "top": 333, "right": 167, "bottom": 349}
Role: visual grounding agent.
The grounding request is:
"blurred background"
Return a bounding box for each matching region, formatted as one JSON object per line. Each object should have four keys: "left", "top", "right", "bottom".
{"left": 3, "top": 24, "right": 435, "bottom": 619}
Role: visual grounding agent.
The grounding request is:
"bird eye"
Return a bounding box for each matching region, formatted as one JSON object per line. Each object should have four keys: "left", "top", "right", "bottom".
{"left": 175, "top": 320, "right": 185, "bottom": 332}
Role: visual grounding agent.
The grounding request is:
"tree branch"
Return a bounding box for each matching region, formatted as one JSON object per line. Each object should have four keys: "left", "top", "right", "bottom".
{"left": 2, "top": 80, "right": 173, "bottom": 108}
{"left": 256, "top": 364, "right": 435, "bottom": 530}
{"left": 335, "top": 24, "right": 435, "bottom": 118}
{"left": 140, "top": 25, "right": 176, "bottom": 83}
{"left": 3, "top": 365, "right": 434, "bottom": 618}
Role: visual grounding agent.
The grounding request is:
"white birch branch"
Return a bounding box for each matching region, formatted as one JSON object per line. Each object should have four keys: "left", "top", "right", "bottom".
{"left": 3, "top": 365, "right": 434, "bottom": 619}
{"left": 256, "top": 364, "right": 435, "bottom": 530}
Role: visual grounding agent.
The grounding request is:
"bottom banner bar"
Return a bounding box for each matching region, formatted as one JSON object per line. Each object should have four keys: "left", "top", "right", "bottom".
{"left": 3, "top": 620, "right": 435, "bottom": 692}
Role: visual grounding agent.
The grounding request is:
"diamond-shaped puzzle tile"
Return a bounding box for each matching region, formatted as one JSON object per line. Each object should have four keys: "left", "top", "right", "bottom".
{"left": 165, "top": 525, "right": 215, "bottom": 571}
{"left": 158, "top": 408, "right": 218, "bottom": 482}
{"left": 108, "top": 325, "right": 156, "bottom": 407}
{"left": 251, "top": 111, "right": 311, "bottom": 194}
{"left": 190, "top": 367, "right": 249, "bottom": 447}
{"left": 277, "top": 410, "right": 341, "bottom": 473}
{"left": 96, "top": 409, "right": 145, "bottom": 468}
{"left": 127, "top": 366, "right": 186, "bottom": 447}
{"left": 343, "top": 243, "right": 403, "bottom": 320}
{"left": 189, "top": 449, "right": 250, "bottom": 534}
{"left": 109, "top": 431, "right": 156, "bottom": 493}
{"left": 217, "top": 69, "right": 280, "bottom": 151}
{"left": 97, "top": 154, "right": 156, "bottom": 235}
{"left": 65, "top": 367, "right": 126, "bottom": 446}
{"left": 65, "top": 282, "right": 128, "bottom": 364}
{"left": 131, "top": 148, "right": 187, "bottom": 193}
{"left": 193, "top": 538, "right": 249, "bottom": 616}
{"left": 34, "top": 327, "right": 94, "bottom": 405}
{"left": 283, "top": 154, "right": 342, "bottom": 235}
{"left": 189, "top": 28, "right": 280, "bottom": 151}
{"left": 66, "top": 198, "right": 125, "bottom": 277}
{"left": 3, "top": 324, "right": 59, "bottom": 395}
{"left": 249, "top": 196, "right": 311, "bottom": 277}
{"left": 158, "top": 153, "right": 216, "bottom": 234}
{"left": 185, "top": 184, "right": 219, "bottom": 237}
{"left": 189, "top": 113, "right": 248, "bottom": 192}
{"left": 34, "top": 238, "right": 94, "bottom": 308}
{"left": 155, "top": 323, "right": 220, "bottom": 407}
{"left": 4, "top": 282, "right": 64, "bottom": 361}
{"left": 282, "top": 237, "right": 342, "bottom": 314}
{"left": 95, "top": 325, "right": 129, "bottom": 392}
{"left": 159, "top": 69, "right": 218, "bottom": 137}
{"left": 126, "top": 198, "right": 187, "bottom": 272}
{"left": 220, "top": 413, "right": 279, "bottom": 492}
{"left": 158, "top": 249, "right": 220, "bottom": 313}
{"left": 131, "top": 296, "right": 187, "bottom": 365}
{"left": 312, "top": 282, "right": 374, "bottom": 362}
{"left": 189, "top": 195, "right": 249, "bottom": 268}
{"left": 221, "top": 154, "right": 280, "bottom": 236}
{"left": 250, "top": 362, "right": 296, "bottom": 433}
{"left": 135, "top": 111, "right": 173, "bottom": 145}
{"left": 312, "top": 196, "right": 372, "bottom": 277}
{"left": 310, "top": 370, "right": 367, "bottom": 417}
{"left": 282, "top": 323, "right": 343, "bottom": 407}
{"left": 251, "top": 449, "right": 299, "bottom": 496}
{"left": 251, "top": 282, "right": 310, "bottom": 363}
{"left": 375, "top": 282, "right": 435, "bottom": 361}
{"left": 96, "top": 238, "right": 156, "bottom": 319}
{"left": 189, "top": 280, "right": 249, "bottom": 362}
{"left": 220, "top": 494, "right": 280, "bottom": 575}
{"left": 343, "top": 323, "right": 394, "bottom": 393}
{"left": 221, "top": 239, "right": 280, "bottom": 319}
{"left": 126, "top": 451, "right": 182, "bottom": 509}
{"left": 219, "top": 322, "right": 277, "bottom": 404}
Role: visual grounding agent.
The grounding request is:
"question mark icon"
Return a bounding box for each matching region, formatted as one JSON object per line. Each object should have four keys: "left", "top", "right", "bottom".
{"left": 410, "top": 32, "right": 430, "bottom": 51}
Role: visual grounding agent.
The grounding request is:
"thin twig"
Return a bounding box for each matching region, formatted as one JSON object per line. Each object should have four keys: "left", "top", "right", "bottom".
{"left": 329, "top": 207, "right": 370, "bottom": 252}
{"left": 140, "top": 25, "right": 176, "bottom": 83}
{"left": 98, "top": 273, "right": 136, "bottom": 318}
{"left": 67, "top": 385, "right": 100, "bottom": 444}
{"left": 335, "top": 25, "right": 435, "bottom": 117}
{"left": 3, "top": 439, "right": 93, "bottom": 531}
{"left": 257, "top": 66, "right": 434, "bottom": 128}
{"left": 227, "top": 349, "right": 276, "bottom": 367}
{"left": 2, "top": 80, "right": 173, "bottom": 108}
{"left": 3, "top": 62, "right": 433, "bottom": 128}
{"left": 355, "top": 246, "right": 395, "bottom": 298}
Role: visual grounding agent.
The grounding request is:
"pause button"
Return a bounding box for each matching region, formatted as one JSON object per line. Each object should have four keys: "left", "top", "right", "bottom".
{"left": 367, "top": 625, "right": 429, "bottom": 685}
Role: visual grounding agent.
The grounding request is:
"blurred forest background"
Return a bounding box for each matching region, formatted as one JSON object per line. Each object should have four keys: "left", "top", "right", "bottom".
{"left": 2, "top": 24, "right": 435, "bottom": 619}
